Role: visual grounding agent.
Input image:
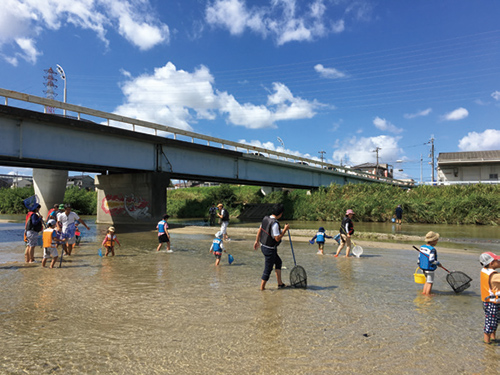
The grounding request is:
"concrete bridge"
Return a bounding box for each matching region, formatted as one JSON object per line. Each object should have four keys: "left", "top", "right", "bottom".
{"left": 0, "top": 88, "right": 411, "bottom": 224}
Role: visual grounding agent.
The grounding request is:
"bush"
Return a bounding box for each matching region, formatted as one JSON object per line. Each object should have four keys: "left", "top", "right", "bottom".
{"left": 0, "top": 186, "right": 35, "bottom": 214}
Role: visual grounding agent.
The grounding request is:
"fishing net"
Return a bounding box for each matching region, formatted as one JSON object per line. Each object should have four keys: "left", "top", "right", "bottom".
{"left": 446, "top": 271, "right": 472, "bottom": 294}
{"left": 290, "top": 265, "right": 307, "bottom": 289}
{"left": 352, "top": 245, "right": 363, "bottom": 258}
{"left": 23, "top": 195, "right": 39, "bottom": 211}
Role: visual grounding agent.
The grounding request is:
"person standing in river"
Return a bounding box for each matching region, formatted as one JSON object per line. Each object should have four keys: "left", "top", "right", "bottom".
{"left": 209, "top": 204, "right": 217, "bottom": 226}
{"left": 418, "top": 231, "right": 440, "bottom": 295}
{"left": 217, "top": 203, "right": 230, "bottom": 241}
{"left": 253, "top": 203, "right": 290, "bottom": 291}
{"left": 335, "top": 209, "right": 355, "bottom": 258}
{"left": 156, "top": 214, "right": 172, "bottom": 252}
{"left": 57, "top": 204, "right": 90, "bottom": 256}
{"left": 24, "top": 204, "right": 44, "bottom": 263}
{"left": 395, "top": 204, "right": 403, "bottom": 225}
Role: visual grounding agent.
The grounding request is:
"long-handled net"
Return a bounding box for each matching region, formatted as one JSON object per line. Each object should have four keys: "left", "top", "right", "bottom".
{"left": 288, "top": 231, "right": 307, "bottom": 289}
{"left": 412, "top": 246, "right": 472, "bottom": 294}
{"left": 446, "top": 271, "right": 472, "bottom": 294}
{"left": 352, "top": 241, "right": 363, "bottom": 258}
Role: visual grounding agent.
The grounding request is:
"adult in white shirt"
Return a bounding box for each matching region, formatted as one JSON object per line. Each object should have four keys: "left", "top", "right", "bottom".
{"left": 57, "top": 203, "right": 89, "bottom": 256}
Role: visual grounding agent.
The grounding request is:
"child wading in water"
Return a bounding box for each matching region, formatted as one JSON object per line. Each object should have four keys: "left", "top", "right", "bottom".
{"left": 309, "top": 227, "right": 333, "bottom": 255}
{"left": 209, "top": 231, "right": 225, "bottom": 266}
{"left": 42, "top": 219, "right": 63, "bottom": 268}
{"left": 479, "top": 252, "right": 500, "bottom": 344}
{"left": 418, "top": 231, "right": 441, "bottom": 295}
{"left": 102, "top": 226, "right": 121, "bottom": 256}
{"left": 156, "top": 214, "right": 172, "bottom": 252}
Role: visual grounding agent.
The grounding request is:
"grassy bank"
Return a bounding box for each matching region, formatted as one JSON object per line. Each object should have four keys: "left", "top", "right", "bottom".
{"left": 167, "top": 183, "right": 500, "bottom": 225}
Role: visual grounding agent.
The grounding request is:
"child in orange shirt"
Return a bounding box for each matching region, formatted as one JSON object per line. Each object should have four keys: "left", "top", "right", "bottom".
{"left": 102, "top": 226, "right": 121, "bottom": 256}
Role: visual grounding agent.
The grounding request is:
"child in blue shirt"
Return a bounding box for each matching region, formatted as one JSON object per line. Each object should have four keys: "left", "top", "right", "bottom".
{"left": 309, "top": 227, "right": 333, "bottom": 255}
{"left": 210, "top": 231, "right": 225, "bottom": 266}
{"left": 418, "top": 231, "right": 441, "bottom": 295}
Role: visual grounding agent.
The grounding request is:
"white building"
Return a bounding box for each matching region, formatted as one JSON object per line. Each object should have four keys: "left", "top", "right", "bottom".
{"left": 437, "top": 150, "right": 500, "bottom": 185}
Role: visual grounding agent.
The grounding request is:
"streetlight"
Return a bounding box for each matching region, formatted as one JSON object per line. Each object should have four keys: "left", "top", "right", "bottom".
{"left": 277, "top": 137, "right": 284, "bottom": 149}
{"left": 56, "top": 64, "right": 67, "bottom": 116}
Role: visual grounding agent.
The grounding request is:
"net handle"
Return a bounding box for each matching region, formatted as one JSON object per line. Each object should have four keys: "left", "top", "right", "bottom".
{"left": 288, "top": 230, "right": 297, "bottom": 266}
{"left": 412, "top": 246, "right": 450, "bottom": 273}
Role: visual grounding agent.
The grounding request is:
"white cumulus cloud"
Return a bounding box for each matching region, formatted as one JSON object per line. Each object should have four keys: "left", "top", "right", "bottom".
{"left": 314, "top": 64, "right": 347, "bottom": 79}
{"left": 332, "top": 135, "right": 403, "bottom": 166}
{"left": 492, "top": 91, "right": 500, "bottom": 101}
{"left": 205, "top": 0, "right": 360, "bottom": 45}
{"left": 458, "top": 129, "right": 500, "bottom": 151}
{"left": 404, "top": 108, "right": 432, "bottom": 119}
{"left": 373, "top": 117, "right": 403, "bottom": 134}
{"left": 441, "top": 107, "right": 469, "bottom": 121}
{"left": 114, "top": 62, "right": 322, "bottom": 131}
{"left": 0, "top": 0, "right": 169, "bottom": 64}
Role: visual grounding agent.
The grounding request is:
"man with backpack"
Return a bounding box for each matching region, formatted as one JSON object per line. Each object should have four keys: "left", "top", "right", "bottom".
{"left": 24, "top": 204, "right": 44, "bottom": 263}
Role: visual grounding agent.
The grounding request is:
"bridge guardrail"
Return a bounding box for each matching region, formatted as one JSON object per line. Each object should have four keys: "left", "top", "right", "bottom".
{"left": 0, "top": 88, "right": 411, "bottom": 187}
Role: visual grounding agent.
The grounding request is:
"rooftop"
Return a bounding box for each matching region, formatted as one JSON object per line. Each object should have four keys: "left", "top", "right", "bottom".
{"left": 438, "top": 150, "right": 500, "bottom": 164}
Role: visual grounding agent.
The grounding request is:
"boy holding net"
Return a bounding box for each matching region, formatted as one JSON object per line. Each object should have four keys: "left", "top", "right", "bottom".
{"left": 479, "top": 252, "right": 500, "bottom": 344}
{"left": 418, "top": 231, "right": 441, "bottom": 295}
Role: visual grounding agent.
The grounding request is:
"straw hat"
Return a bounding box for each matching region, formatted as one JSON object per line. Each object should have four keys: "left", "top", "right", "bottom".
{"left": 108, "top": 226, "right": 115, "bottom": 232}
{"left": 217, "top": 203, "right": 223, "bottom": 208}
{"left": 425, "top": 231, "right": 440, "bottom": 243}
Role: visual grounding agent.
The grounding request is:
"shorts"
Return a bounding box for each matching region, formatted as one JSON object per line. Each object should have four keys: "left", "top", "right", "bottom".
{"left": 43, "top": 247, "right": 58, "bottom": 259}
{"left": 220, "top": 221, "right": 229, "bottom": 234}
{"left": 26, "top": 231, "right": 39, "bottom": 247}
{"left": 158, "top": 233, "right": 170, "bottom": 243}
{"left": 213, "top": 251, "right": 222, "bottom": 259}
{"left": 317, "top": 242, "right": 324, "bottom": 250}
{"left": 484, "top": 302, "right": 499, "bottom": 334}
{"left": 423, "top": 270, "right": 435, "bottom": 284}
{"left": 339, "top": 234, "right": 351, "bottom": 248}
{"left": 66, "top": 235, "right": 76, "bottom": 245}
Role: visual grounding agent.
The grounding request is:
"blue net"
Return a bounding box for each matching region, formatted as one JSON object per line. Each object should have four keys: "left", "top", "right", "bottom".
{"left": 23, "top": 195, "right": 39, "bottom": 211}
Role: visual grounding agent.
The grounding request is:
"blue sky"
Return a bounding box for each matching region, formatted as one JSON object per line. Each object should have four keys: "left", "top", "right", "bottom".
{"left": 1, "top": 0, "right": 500, "bottom": 182}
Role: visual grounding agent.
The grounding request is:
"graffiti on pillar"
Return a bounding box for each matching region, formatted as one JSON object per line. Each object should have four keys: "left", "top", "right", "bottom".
{"left": 101, "top": 194, "right": 151, "bottom": 220}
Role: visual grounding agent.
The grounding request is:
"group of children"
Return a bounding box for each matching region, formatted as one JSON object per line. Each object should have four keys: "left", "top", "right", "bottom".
{"left": 309, "top": 222, "right": 500, "bottom": 345}
{"left": 38, "top": 205, "right": 500, "bottom": 345}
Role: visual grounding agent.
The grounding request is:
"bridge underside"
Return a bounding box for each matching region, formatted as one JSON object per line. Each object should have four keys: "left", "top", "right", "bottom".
{"left": 0, "top": 105, "right": 389, "bottom": 224}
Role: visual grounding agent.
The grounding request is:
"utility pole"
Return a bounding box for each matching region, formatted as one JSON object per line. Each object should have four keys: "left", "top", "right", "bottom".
{"left": 372, "top": 147, "right": 381, "bottom": 176}
{"left": 429, "top": 136, "right": 435, "bottom": 183}
{"left": 318, "top": 150, "right": 326, "bottom": 163}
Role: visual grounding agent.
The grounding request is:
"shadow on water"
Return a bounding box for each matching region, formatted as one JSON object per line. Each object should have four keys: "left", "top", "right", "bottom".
{"left": 307, "top": 285, "right": 338, "bottom": 291}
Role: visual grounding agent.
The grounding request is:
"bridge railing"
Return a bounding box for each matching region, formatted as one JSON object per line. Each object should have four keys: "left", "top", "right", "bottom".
{"left": 0, "top": 88, "right": 412, "bottom": 187}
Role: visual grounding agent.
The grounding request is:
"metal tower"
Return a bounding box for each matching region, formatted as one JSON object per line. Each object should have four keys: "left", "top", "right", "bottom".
{"left": 43, "top": 67, "right": 58, "bottom": 114}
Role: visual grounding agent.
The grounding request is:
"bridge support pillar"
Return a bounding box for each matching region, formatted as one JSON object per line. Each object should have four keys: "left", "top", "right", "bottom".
{"left": 33, "top": 168, "right": 68, "bottom": 218}
{"left": 95, "top": 172, "right": 170, "bottom": 225}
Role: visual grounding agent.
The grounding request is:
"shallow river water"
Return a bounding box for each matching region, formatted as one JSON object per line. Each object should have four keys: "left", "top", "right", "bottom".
{"left": 1, "top": 218, "right": 500, "bottom": 374}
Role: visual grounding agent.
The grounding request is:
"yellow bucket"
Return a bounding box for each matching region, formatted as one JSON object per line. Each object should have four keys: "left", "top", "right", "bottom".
{"left": 414, "top": 268, "right": 426, "bottom": 284}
